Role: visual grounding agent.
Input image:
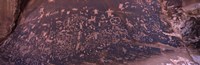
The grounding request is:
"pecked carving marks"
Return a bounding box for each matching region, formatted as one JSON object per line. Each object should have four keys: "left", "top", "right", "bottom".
{"left": 0, "top": 0, "right": 187, "bottom": 65}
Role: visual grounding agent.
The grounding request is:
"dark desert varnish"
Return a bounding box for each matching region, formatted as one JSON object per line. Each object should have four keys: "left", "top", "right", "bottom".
{"left": 0, "top": 0, "right": 199, "bottom": 65}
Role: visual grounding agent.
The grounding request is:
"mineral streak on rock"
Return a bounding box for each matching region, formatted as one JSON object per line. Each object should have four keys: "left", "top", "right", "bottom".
{"left": 0, "top": 0, "right": 198, "bottom": 65}
{"left": 0, "top": 0, "right": 18, "bottom": 43}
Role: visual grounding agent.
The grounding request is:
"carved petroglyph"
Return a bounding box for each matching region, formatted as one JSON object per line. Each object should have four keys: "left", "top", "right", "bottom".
{"left": 72, "top": 8, "right": 78, "bottom": 11}
{"left": 67, "top": 11, "right": 70, "bottom": 14}
{"left": 93, "top": 9, "right": 99, "bottom": 14}
{"left": 38, "top": 8, "right": 44, "bottom": 19}
{"left": 125, "top": 18, "right": 134, "bottom": 28}
{"left": 48, "top": 0, "right": 55, "bottom": 3}
{"left": 106, "top": 9, "right": 114, "bottom": 17}
{"left": 119, "top": 3, "right": 124, "bottom": 10}
{"left": 110, "top": 17, "right": 121, "bottom": 25}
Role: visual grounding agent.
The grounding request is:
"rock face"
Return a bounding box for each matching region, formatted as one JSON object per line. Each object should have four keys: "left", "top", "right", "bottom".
{"left": 0, "top": 0, "right": 199, "bottom": 65}
{"left": 0, "top": 0, "right": 18, "bottom": 43}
